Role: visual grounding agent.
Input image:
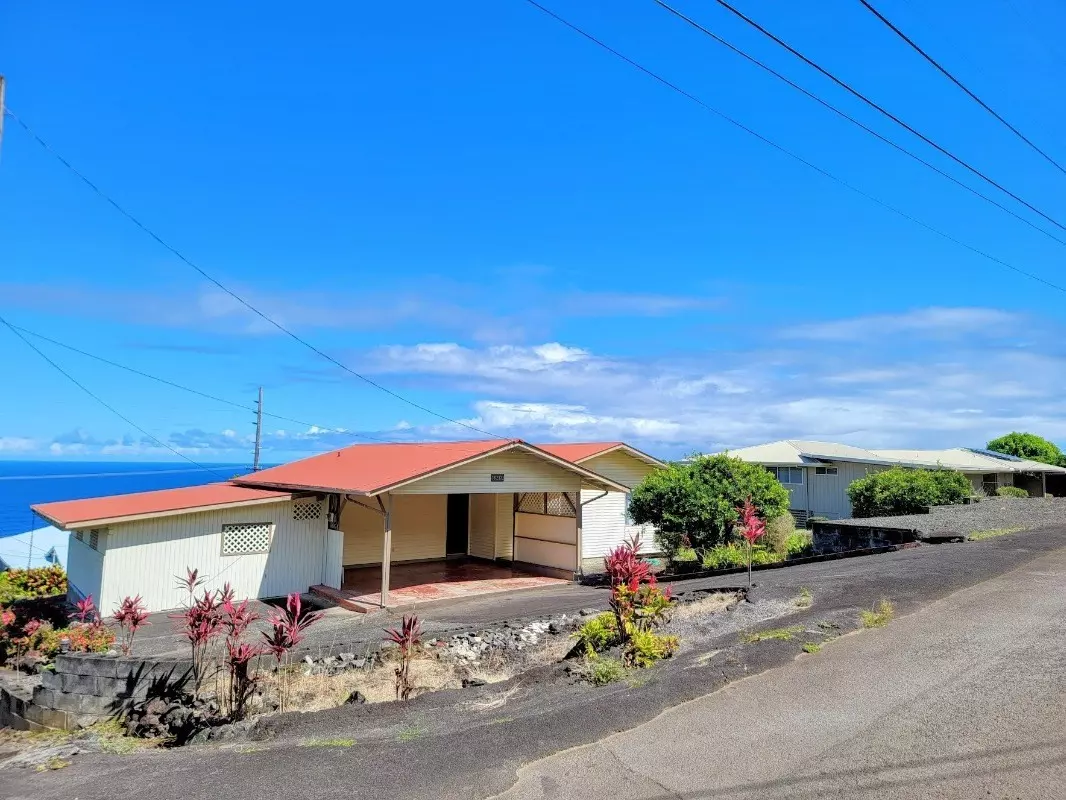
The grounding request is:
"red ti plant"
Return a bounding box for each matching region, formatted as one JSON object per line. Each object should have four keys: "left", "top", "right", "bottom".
{"left": 261, "top": 593, "right": 323, "bottom": 711}
{"left": 603, "top": 533, "right": 673, "bottom": 644}
{"left": 170, "top": 589, "right": 223, "bottom": 694}
{"left": 384, "top": 614, "right": 422, "bottom": 701}
{"left": 72, "top": 594, "right": 99, "bottom": 625}
{"left": 219, "top": 586, "right": 262, "bottom": 718}
{"left": 175, "top": 568, "right": 206, "bottom": 607}
{"left": 113, "top": 595, "right": 150, "bottom": 656}
{"left": 737, "top": 497, "right": 766, "bottom": 589}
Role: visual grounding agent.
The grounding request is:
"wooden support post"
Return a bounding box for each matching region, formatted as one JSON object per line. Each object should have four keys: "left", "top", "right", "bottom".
{"left": 381, "top": 494, "right": 392, "bottom": 608}
{"left": 574, "top": 490, "right": 583, "bottom": 576}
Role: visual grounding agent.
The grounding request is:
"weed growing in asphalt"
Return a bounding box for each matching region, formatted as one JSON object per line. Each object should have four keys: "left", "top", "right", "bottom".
{"left": 860, "top": 600, "right": 895, "bottom": 629}
{"left": 301, "top": 738, "right": 355, "bottom": 748}
{"left": 235, "top": 744, "right": 265, "bottom": 754}
{"left": 741, "top": 625, "right": 804, "bottom": 644}
{"left": 802, "top": 642, "right": 822, "bottom": 654}
{"left": 795, "top": 588, "right": 813, "bottom": 609}
{"left": 35, "top": 757, "right": 70, "bottom": 772}
{"left": 969, "top": 527, "right": 1024, "bottom": 541}
{"left": 816, "top": 621, "right": 840, "bottom": 631}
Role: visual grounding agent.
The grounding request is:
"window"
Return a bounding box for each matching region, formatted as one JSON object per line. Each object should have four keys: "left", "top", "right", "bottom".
{"left": 815, "top": 466, "right": 838, "bottom": 476}
{"left": 84, "top": 528, "right": 106, "bottom": 551}
{"left": 73, "top": 531, "right": 84, "bottom": 543}
{"left": 221, "top": 522, "right": 274, "bottom": 555}
{"left": 516, "top": 493, "right": 577, "bottom": 517}
{"left": 767, "top": 466, "right": 803, "bottom": 485}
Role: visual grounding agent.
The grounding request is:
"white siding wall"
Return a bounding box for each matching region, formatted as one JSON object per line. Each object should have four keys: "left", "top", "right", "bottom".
{"left": 324, "top": 528, "right": 343, "bottom": 589}
{"left": 514, "top": 512, "right": 577, "bottom": 570}
{"left": 579, "top": 491, "right": 655, "bottom": 558}
{"left": 341, "top": 494, "right": 447, "bottom": 565}
{"left": 395, "top": 451, "right": 582, "bottom": 495}
{"left": 495, "top": 494, "right": 514, "bottom": 559}
{"left": 580, "top": 451, "right": 656, "bottom": 489}
{"left": 468, "top": 493, "right": 496, "bottom": 559}
{"left": 97, "top": 499, "right": 327, "bottom": 613}
{"left": 66, "top": 535, "right": 104, "bottom": 603}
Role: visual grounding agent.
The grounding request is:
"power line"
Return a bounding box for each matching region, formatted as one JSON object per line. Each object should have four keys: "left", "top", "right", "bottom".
{"left": 520, "top": 0, "right": 1066, "bottom": 295}
{"left": 7, "top": 324, "right": 511, "bottom": 456}
{"left": 8, "top": 324, "right": 396, "bottom": 443}
{"left": 653, "top": 0, "right": 1066, "bottom": 249}
{"left": 2, "top": 107, "right": 499, "bottom": 440}
{"left": 855, "top": 0, "right": 1066, "bottom": 177}
{"left": 1, "top": 315, "right": 232, "bottom": 480}
{"left": 704, "top": 0, "right": 1066, "bottom": 234}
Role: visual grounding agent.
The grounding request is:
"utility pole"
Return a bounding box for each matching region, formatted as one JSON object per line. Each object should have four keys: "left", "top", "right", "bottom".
{"left": 253, "top": 386, "right": 263, "bottom": 471}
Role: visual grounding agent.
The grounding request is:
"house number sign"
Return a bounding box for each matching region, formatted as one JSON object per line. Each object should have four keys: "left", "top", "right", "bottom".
{"left": 490, "top": 474, "right": 505, "bottom": 482}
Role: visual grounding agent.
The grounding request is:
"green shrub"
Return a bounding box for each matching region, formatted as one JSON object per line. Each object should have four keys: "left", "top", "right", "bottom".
{"left": 847, "top": 467, "right": 971, "bottom": 518}
{"left": 763, "top": 512, "right": 796, "bottom": 557}
{"left": 0, "top": 567, "right": 67, "bottom": 604}
{"left": 631, "top": 455, "right": 790, "bottom": 557}
{"left": 995, "top": 486, "right": 1029, "bottom": 498}
{"left": 700, "top": 543, "right": 780, "bottom": 570}
{"left": 673, "top": 546, "right": 698, "bottom": 563}
{"left": 585, "top": 655, "right": 626, "bottom": 686}
{"left": 625, "top": 628, "right": 679, "bottom": 668}
{"left": 987, "top": 432, "right": 1065, "bottom": 467}
{"left": 575, "top": 612, "right": 621, "bottom": 654}
{"left": 785, "top": 530, "right": 814, "bottom": 558}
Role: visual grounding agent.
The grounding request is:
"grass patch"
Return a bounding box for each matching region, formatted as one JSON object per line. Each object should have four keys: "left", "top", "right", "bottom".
{"left": 860, "top": 599, "right": 895, "bottom": 629}
{"left": 97, "top": 736, "right": 140, "bottom": 755}
{"left": 795, "top": 588, "right": 812, "bottom": 609}
{"left": 235, "top": 744, "right": 265, "bottom": 753}
{"left": 396, "top": 725, "right": 425, "bottom": 742}
{"left": 301, "top": 737, "right": 355, "bottom": 748}
{"left": 740, "top": 625, "right": 804, "bottom": 644}
{"left": 586, "top": 656, "right": 626, "bottom": 686}
{"left": 801, "top": 642, "right": 822, "bottom": 654}
{"left": 969, "top": 526, "right": 1024, "bottom": 541}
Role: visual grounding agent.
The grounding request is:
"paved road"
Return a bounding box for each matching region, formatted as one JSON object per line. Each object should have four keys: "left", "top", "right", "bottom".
{"left": 6, "top": 531, "right": 1065, "bottom": 800}
{"left": 495, "top": 547, "right": 1066, "bottom": 800}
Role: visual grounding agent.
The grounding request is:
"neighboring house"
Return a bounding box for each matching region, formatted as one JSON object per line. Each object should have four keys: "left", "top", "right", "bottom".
{"left": 719, "top": 440, "right": 1066, "bottom": 523}
{"left": 31, "top": 439, "right": 664, "bottom": 614}
{"left": 0, "top": 525, "right": 68, "bottom": 571}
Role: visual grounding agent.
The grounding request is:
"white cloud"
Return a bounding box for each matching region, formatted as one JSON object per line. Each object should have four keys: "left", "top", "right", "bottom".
{"left": 0, "top": 436, "right": 38, "bottom": 453}
{"left": 790, "top": 307, "right": 1022, "bottom": 341}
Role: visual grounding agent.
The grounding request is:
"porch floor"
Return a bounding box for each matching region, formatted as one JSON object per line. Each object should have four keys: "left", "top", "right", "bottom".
{"left": 332, "top": 560, "right": 567, "bottom": 610}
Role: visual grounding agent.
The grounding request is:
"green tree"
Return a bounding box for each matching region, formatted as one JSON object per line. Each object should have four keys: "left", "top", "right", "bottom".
{"left": 847, "top": 467, "right": 971, "bottom": 518}
{"left": 986, "top": 432, "right": 1066, "bottom": 467}
{"left": 628, "top": 455, "right": 789, "bottom": 555}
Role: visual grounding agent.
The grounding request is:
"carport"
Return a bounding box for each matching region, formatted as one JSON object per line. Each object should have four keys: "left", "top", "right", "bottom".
{"left": 235, "top": 439, "right": 626, "bottom": 610}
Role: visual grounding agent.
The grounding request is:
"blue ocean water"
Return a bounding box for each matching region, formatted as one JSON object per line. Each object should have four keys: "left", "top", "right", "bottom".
{"left": 0, "top": 462, "right": 256, "bottom": 537}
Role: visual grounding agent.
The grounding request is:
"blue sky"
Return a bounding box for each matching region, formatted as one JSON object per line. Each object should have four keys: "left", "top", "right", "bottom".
{"left": 3, "top": 0, "right": 1066, "bottom": 462}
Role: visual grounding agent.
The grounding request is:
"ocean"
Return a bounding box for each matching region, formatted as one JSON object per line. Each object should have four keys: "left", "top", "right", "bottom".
{"left": 0, "top": 461, "right": 257, "bottom": 538}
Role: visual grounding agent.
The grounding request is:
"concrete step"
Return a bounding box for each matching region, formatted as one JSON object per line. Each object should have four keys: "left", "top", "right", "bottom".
{"left": 309, "top": 584, "right": 380, "bottom": 614}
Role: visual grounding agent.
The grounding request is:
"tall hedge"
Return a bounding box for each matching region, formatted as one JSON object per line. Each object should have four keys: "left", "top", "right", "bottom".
{"left": 847, "top": 467, "right": 971, "bottom": 518}
{"left": 628, "top": 454, "right": 790, "bottom": 555}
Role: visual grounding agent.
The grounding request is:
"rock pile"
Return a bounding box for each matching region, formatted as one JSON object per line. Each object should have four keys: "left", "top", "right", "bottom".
{"left": 296, "top": 650, "right": 380, "bottom": 677}
{"left": 433, "top": 615, "right": 578, "bottom": 663}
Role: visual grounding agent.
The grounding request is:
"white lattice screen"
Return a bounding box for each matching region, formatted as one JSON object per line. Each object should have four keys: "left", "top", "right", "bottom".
{"left": 221, "top": 522, "right": 274, "bottom": 555}
{"left": 292, "top": 500, "right": 322, "bottom": 521}
{"left": 546, "top": 492, "right": 576, "bottom": 517}
{"left": 517, "top": 492, "right": 577, "bottom": 517}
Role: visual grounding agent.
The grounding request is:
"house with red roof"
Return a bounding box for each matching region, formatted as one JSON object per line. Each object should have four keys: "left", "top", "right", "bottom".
{"left": 32, "top": 439, "right": 664, "bottom": 613}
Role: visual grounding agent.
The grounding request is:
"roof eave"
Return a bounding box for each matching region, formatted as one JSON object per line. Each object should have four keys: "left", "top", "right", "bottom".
{"left": 33, "top": 493, "right": 294, "bottom": 531}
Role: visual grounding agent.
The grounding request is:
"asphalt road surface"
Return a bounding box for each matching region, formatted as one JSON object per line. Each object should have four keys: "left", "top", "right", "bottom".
{"left": 495, "top": 546, "right": 1066, "bottom": 800}
{"left": 5, "top": 532, "right": 1065, "bottom": 800}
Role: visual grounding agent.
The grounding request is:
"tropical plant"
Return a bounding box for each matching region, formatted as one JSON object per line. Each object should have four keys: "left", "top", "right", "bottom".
{"left": 171, "top": 588, "right": 223, "bottom": 694}
{"left": 847, "top": 467, "right": 971, "bottom": 518}
{"left": 987, "top": 432, "right": 1066, "bottom": 467}
{"left": 737, "top": 498, "right": 766, "bottom": 588}
{"left": 262, "top": 592, "right": 323, "bottom": 710}
{"left": 112, "top": 595, "right": 150, "bottom": 656}
{"left": 628, "top": 455, "right": 789, "bottom": 556}
{"left": 384, "top": 614, "right": 422, "bottom": 701}
{"left": 785, "top": 530, "right": 814, "bottom": 559}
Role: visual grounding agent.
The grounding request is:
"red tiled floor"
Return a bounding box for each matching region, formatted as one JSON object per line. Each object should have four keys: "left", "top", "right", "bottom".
{"left": 334, "top": 560, "right": 566, "bottom": 609}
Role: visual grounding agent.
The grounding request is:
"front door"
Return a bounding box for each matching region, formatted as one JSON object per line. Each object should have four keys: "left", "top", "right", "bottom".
{"left": 446, "top": 494, "right": 470, "bottom": 555}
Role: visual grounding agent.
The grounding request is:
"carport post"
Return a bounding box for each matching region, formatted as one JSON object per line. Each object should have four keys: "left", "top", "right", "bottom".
{"left": 381, "top": 494, "right": 393, "bottom": 607}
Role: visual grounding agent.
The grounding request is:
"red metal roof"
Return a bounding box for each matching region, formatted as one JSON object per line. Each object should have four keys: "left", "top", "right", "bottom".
{"left": 33, "top": 483, "right": 292, "bottom": 528}
{"left": 537, "top": 442, "right": 625, "bottom": 462}
{"left": 235, "top": 439, "right": 520, "bottom": 495}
